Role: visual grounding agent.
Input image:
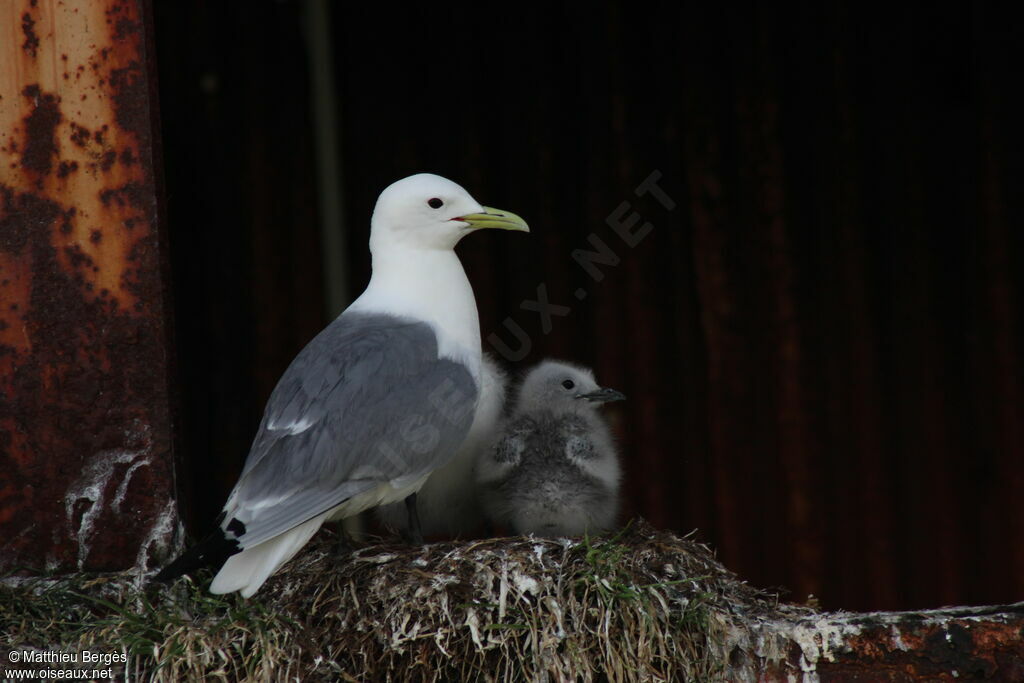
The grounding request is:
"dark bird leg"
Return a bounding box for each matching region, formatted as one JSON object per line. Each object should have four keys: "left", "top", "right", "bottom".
{"left": 403, "top": 493, "right": 424, "bottom": 545}
{"left": 330, "top": 520, "right": 354, "bottom": 559}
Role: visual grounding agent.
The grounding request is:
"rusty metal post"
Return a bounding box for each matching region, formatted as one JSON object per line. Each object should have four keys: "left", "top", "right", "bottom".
{"left": 0, "top": 0, "right": 179, "bottom": 572}
{"left": 725, "top": 602, "right": 1024, "bottom": 680}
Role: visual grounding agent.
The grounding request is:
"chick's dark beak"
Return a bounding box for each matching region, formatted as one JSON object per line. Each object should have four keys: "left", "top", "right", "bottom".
{"left": 576, "top": 387, "right": 626, "bottom": 403}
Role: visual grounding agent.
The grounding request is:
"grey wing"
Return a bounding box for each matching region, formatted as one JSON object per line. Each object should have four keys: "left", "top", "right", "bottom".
{"left": 560, "top": 415, "right": 598, "bottom": 461}
{"left": 495, "top": 428, "right": 528, "bottom": 464}
{"left": 476, "top": 415, "right": 535, "bottom": 487}
{"left": 223, "top": 311, "right": 478, "bottom": 547}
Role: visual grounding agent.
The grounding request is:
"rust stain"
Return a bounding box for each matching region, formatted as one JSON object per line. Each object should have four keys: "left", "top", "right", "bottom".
{"left": 0, "top": 253, "right": 33, "bottom": 357}
{"left": 19, "top": 84, "right": 61, "bottom": 176}
{"left": 21, "top": 11, "right": 39, "bottom": 58}
{"left": 0, "top": 0, "right": 178, "bottom": 573}
{"left": 819, "top": 618, "right": 1024, "bottom": 679}
{"left": 1, "top": 0, "right": 158, "bottom": 313}
{"left": 749, "top": 608, "right": 1024, "bottom": 680}
{"left": 56, "top": 159, "right": 77, "bottom": 178}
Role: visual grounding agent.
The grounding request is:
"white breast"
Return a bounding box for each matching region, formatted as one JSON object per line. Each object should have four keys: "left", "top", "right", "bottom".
{"left": 349, "top": 247, "right": 483, "bottom": 385}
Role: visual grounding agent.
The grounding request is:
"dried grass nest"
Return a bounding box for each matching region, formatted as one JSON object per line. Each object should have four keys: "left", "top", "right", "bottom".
{"left": 2, "top": 520, "right": 798, "bottom": 681}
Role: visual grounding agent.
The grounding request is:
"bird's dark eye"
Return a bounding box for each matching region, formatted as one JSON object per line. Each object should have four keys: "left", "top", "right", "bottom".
{"left": 428, "top": 198, "right": 444, "bottom": 209}
{"left": 562, "top": 379, "right": 575, "bottom": 390}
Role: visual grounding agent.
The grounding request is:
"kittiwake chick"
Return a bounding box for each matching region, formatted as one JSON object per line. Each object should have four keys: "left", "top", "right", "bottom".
{"left": 476, "top": 360, "right": 624, "bottom": 537}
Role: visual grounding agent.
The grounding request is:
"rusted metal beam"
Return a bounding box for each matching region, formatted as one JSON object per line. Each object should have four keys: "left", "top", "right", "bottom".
{"left": 723, "top": 602, "right": 1024, "bottom": 681}
{"left": 0, "top": 0, "right": 179, "bottom": 572}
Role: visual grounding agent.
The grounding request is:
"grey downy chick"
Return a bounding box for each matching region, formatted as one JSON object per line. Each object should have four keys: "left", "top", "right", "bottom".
{"left": 476, "top": 360, "right": 624, "bottom": 537}
{"left": 376, "top": 353, "right": 508, "bottom": 538}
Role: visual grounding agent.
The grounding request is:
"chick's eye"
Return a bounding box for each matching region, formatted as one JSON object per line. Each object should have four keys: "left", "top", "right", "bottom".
{"left": 561, "top": 379, "right": 575, "bottom": 390}
{"left": 428, "top": 198, "right": 444, "bottom": 209}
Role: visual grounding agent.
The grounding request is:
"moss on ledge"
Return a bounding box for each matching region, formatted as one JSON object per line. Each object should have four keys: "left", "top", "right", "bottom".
{"left": 2, "top": 520, "right": 784, "bottom": 681}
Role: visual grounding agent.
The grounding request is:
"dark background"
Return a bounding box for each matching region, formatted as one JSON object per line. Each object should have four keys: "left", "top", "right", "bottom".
{"left": 153, "top": 2, "right": 1023, "bottom": 612}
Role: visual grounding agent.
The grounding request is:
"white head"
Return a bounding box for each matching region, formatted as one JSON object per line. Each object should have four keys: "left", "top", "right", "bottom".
{"left": 370, "top": 173, "right": 528, "bottom": 253}
{"left": 515, "top": 360, "right": 626, "bottom": 414}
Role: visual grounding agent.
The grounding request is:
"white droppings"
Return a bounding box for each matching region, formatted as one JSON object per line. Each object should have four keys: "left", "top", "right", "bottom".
{"left": 465, "top": 608, "right": 483, "bottom": 649}
{"left": 720, "top": 592, "right": 1020, "bottom": 682}
{"left": 512, "top": 571, "right": 539, "bottom": 596}
{"left": 532, "top": 544, "right": 546, "bottom": 563}
{"left": 797, "top": 653, "right": 817, "bottom": 677}
{"left": 498, "top": 564, "right": 509, "bottom": 619}
{"left": 134, "top": 499, "right": 182, "bottom": 575}
{"left": 434, "top": 630, "right": 451, "bottom": 657}
{"left": 427, "top": 573, "right": 458, "bottom": 591}
{"left": 786, "top": 617, "right": 861, "bottom": 671}
{"left": 63, "top": 448, "right": 144, "bottom": 569}
{"left": 112, "top": 457, "right": 153, "bottom": 513}
{"left": 356, "top": 553, "right": 398, "bottom": 564}
{"left": 890, "top": 624, "right": 909, "bottom": 651}
{"left": 542, "top": 596, "right": 566, "bottom": 639}
{"left": 0, "top": 575, "right": 45, "bottom": 590}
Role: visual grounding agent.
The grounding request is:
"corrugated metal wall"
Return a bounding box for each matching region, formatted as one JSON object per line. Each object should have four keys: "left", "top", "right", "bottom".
{"left": 153, "top": 0, "right": 326, "bottom": 539}
{"left": 157, "top": 2, "right": 1023, "bottom": 612}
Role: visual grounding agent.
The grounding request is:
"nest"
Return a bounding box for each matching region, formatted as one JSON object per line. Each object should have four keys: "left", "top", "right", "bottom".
{"left": 1, "top": 520, "right": 789, "bottom": 681}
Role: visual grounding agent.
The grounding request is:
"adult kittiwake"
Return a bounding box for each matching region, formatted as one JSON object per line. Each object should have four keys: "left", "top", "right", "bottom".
{"left": 156, "top": 173, "right": 528, "bottom": 597}
{"left": 476, "top": 360, "right": 624, "bottom": 537}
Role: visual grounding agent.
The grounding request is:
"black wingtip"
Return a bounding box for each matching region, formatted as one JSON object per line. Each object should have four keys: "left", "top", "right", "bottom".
{"left": 152, "top": 528, "right": 241, "bottom": 583}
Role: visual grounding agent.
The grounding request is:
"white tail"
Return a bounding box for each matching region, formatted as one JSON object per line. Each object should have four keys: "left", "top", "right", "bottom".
{"left": 209, "top": 511, "right": 329, "bottom": 598}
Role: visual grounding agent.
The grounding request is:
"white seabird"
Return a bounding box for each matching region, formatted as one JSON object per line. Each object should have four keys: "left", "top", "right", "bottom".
{"left": 157, "top": 173, "right": 528, "bottom": 597}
